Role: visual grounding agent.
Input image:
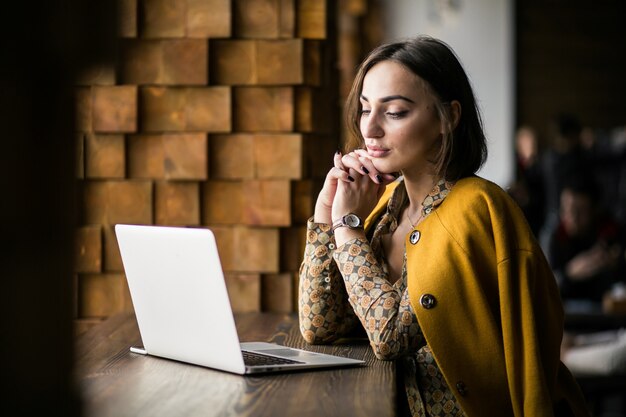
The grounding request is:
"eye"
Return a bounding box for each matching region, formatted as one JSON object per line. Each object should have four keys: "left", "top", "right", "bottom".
{"left": 386, "top": 110, "right": 408, "bottom": 119}
{"left": 360, "top": 108, "right": 371, "bottom": 116}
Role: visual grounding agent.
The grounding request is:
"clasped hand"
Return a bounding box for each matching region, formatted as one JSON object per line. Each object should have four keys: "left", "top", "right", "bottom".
{"left": 314, "top": 149, "right": 396, "bottom": 226}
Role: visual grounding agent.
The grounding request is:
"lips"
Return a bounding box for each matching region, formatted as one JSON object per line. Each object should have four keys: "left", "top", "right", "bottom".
{"left": 366, "top": 145, "right": 390, "bottom": 158}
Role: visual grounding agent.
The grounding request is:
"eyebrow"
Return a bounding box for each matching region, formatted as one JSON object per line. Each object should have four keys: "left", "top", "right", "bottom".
{"left": 360, "top": 94, "right": 415, "bottom": 104}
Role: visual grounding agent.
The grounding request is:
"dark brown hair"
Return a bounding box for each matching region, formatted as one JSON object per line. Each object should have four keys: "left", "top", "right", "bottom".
{"left": 344, "top": 36, "right": 487, "bottom": 181}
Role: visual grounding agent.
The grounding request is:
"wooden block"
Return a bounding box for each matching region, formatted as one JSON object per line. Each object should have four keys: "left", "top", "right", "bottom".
{"left": 85, "top": 134, "right": 125, "bottom": 179}
{"left": 162, "top": 40, "right": 209, "bottom": 85}
{"left": 127, "top": 134, "right": 162, "bottom": 178}
{"left": 211, "top": 40, "right": 257, "bottom": 85}
{"left": 73, "top": 318, "right": 105, "bottom": 337}
{"left": 76, "top": 133, "right": 85, "bottom": 179}
{"left": 294, "top": 87, "right": 317, "bottom": 132}
{"left": 244, "top": 180, "right": 291, "bottom": 226}
{"left": 280, "top": 226, "right": 306, "bottom": 271}
{"left": 233, "top": 0, "right": 280, "bottom": 38}
{"left": 76, "top": 65, "right": 116, "bottom": 86}
{"left": 155, "top": 181, "right": 200, "bottom": 226}
{"left": 254, "top": 134, "right": 302, "bottom": 179}
{"left": 304, "top": 134, "right": 337, "bottom": 177}
{"left": 291, "top": 180, "right": 321, "bottom": 224}
{"left": 234, "top": 227, "right": 279, "bottom": 272}
{"left": 121, "top": 39, "right": 208, "bottom": 85}
{"left": 341, "top": 0, "right": 367, "bottom": 15}
{"left": 186, "top": 87, "right": 231, "bottom": 131}
{"left": 118, "top": 0, "right": 138, "bottom": 37}
{"left": 82, "top": 180, "right": 153, "bottom": 225}
{"left": 233, "top": 87, "right": 293, "bottom": 132}
{"left": 78, "top": 273, "right": 126, "bottom": 318}
{"left": 296, "top": 87, "right": 333, "bottom": 133}
{"left": 303, "top": 40, "right": 322, "bottom": 86}
{"left": 261, "top": 273, "right": 294, "bottom": 312}
{"left": 140, "top": 0, "right": 185, "bottom": 38}
{"left": 232, "top": 0, "right": 293, "bottom": 38}
{"left": 210, "top": 226, "right": 279, "bottom": 272}
{"left": 279, "top": 0, "right": 295, "bottom": 38}
{"left": 224, "top": 274, "right": 261, "bottom": 313}
{"left": 212, "top": 40, "right": 303, "bottom": 85}
{"left": 202, "top": 181, "right": 243, "bottom": 224}
{"left": 161, "top": 133, "right": 208, "bottom": 179}
{"left": 295, "top": 87, "right": 314, "bottom": 132}
{"left": 209, "top": 134, "right": 254, "bottom": 179}
{"left": 103, "top": 226, "right": 124, "bottom": 272}
{"left": 210, "top": 134, "right": 302, "bottom": 179}
{"left": 210, "top": 226, "right": 236, "bottom": 270}
{"left": 122, "top": 40, "right": 160, "bottom": 84}
{"left": 76, "top": 87, "right": 92, "bottom": 132}
{"left": 187, "top": 0, "right": 231, "bottom": 38}
{"left": 297, "top": 0, "right": 326, "bottom": 39}
{"left": 92, "top": 86, "right": 137, "bottom": 133}
{"left": 128, "top": 133, "right": 207, "bottom": 179}
{"left": 256, "top": 40, "right": 303, "bottom": 84}
{"left": 141, "top": 87, "right": 231, "bottom": 132}
{"left": 203, "top": 180, "right": 289, "bottom": 226}
{"left": 75, "top": 226, "right": 102, "bottom": 273}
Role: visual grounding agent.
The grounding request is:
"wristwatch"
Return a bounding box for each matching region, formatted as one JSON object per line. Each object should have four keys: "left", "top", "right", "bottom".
{"left": 331, "top": 213, "right": 364, "bottom": 232}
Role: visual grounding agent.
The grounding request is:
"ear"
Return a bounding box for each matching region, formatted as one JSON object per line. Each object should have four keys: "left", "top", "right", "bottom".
{"left": 441, "top": 100, "right": 462, "bottom": 135}
{"left": 450, "top": 100, "right": 462, "bottom": 130}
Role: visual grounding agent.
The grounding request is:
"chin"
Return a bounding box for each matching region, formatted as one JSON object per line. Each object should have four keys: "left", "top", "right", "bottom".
{"left": 370, "top": 159, "right": 398, "bottom": 175}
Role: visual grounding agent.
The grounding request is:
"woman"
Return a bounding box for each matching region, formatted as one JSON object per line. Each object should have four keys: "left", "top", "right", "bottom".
{"left": 299, "top": 36, "right": 589, "bottom": 417}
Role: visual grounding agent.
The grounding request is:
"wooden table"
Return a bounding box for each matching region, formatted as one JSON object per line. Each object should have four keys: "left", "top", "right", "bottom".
{"left": 76, "top": 312, "right": 397, "bottom": 417}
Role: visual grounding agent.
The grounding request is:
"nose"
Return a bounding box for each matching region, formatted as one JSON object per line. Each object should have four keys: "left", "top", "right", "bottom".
{"left": 360, "top": 112, "right": 384, "bottom": 139}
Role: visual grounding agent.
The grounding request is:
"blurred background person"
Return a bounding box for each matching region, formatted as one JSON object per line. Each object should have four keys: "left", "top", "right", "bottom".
{"left": 508, "top": 125, "right": 545, "bottom": 237}
{"left": 547, "top": 176, "right": 625, "bottom": 306}
{"left": 539, "top": 114, "right": 591, "bottom": 249}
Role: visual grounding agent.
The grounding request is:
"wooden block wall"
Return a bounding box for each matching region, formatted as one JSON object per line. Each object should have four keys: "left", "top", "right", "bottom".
{"left": 74, "top": 0, "right": 338, "bottom": 328}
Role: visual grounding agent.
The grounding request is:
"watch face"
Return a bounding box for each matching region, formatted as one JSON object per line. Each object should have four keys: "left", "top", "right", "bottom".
{"left": 344, "top": 214, "right": 361, "bottom": 228}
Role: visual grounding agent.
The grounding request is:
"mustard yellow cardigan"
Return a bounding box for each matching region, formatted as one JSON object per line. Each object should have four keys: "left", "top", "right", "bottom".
{"left": 365, "top": 177, "right": 589, "bottom": 417}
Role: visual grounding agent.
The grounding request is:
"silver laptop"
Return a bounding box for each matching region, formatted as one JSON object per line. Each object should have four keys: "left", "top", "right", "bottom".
{"left": 115, "top": 224, "right": 365, "bottom": 375}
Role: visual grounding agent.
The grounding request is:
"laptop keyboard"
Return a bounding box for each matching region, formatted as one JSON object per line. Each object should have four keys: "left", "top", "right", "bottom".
{"left": 242, "top": 350, "right": 304, "bottom": 366}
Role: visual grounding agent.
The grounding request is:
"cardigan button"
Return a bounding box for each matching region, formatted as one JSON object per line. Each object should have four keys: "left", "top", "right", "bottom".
{"left": 419, "top": 293, "right": 437, "bottom": 309}
{"left": 409, "top": 230, "right": 421, "bottom": 244}
{"left": 455, "top": 381, "right": 468, "bottom": 396}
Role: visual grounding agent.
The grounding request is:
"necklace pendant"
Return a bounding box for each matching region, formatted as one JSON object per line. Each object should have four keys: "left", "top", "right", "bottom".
{"left": 409, "top": 230, "right": 421, "bottom": 245}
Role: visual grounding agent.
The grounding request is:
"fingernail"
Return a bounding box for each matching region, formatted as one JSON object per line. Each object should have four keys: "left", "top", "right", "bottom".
{"left": 335, "top": 149, "right": 342, "bottom": 155}
{"left": 348, "top": 175, "right": 355, "bottom": 182}
{"left": 376, "top": 174, "right": 382, "bottom": 183}
{"left": 361, "top": 166, "right": 369, "bottom": 174}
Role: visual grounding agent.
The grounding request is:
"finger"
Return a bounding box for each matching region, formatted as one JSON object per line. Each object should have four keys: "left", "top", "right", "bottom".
{"left": 355, "top": 155, "right": 379, "bottom": 179}
{"left": 353, "top": 148, "right": 370, "bottom": 158}
{"left": 352, "top": 149, "right": 398, "bottom": 184}
{"left": 343, "top": 151, "right": 383, "bottom": 184}
{"left": 327, "top": 166, "right": 354, "bottom": 183}
{"left": 378, "top": 173, "right": 398, "bottom": 184}
{"left": 333, "top": 150, "right": 346, "bottom": 171}
{"left": 341, "top": 153, "right": 367, "bottom": 175}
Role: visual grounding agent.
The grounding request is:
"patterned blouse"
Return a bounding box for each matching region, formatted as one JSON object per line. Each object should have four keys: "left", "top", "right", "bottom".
{"left": 299, "top": 178, "right": 466, "bottom": 417}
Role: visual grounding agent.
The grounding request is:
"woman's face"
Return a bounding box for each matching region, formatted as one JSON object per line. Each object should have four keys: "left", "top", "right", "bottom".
{"left": 560, "top": 189, "right": 594, "bottom": 237}
{"left": 359, "top": 60, "right": 443, "bottom": 177}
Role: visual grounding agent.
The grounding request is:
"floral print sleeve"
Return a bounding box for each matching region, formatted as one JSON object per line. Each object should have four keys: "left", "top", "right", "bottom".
{"left": 298, "top": 219, "right": 362, "bottom": 344}
{"left": 332, "top": 237, "right": 424, "bottom": 360}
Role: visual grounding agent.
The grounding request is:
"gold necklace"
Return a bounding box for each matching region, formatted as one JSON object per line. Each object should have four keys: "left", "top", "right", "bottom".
{"left": 405, "top": 208, "right": 424, "bottom": 229}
